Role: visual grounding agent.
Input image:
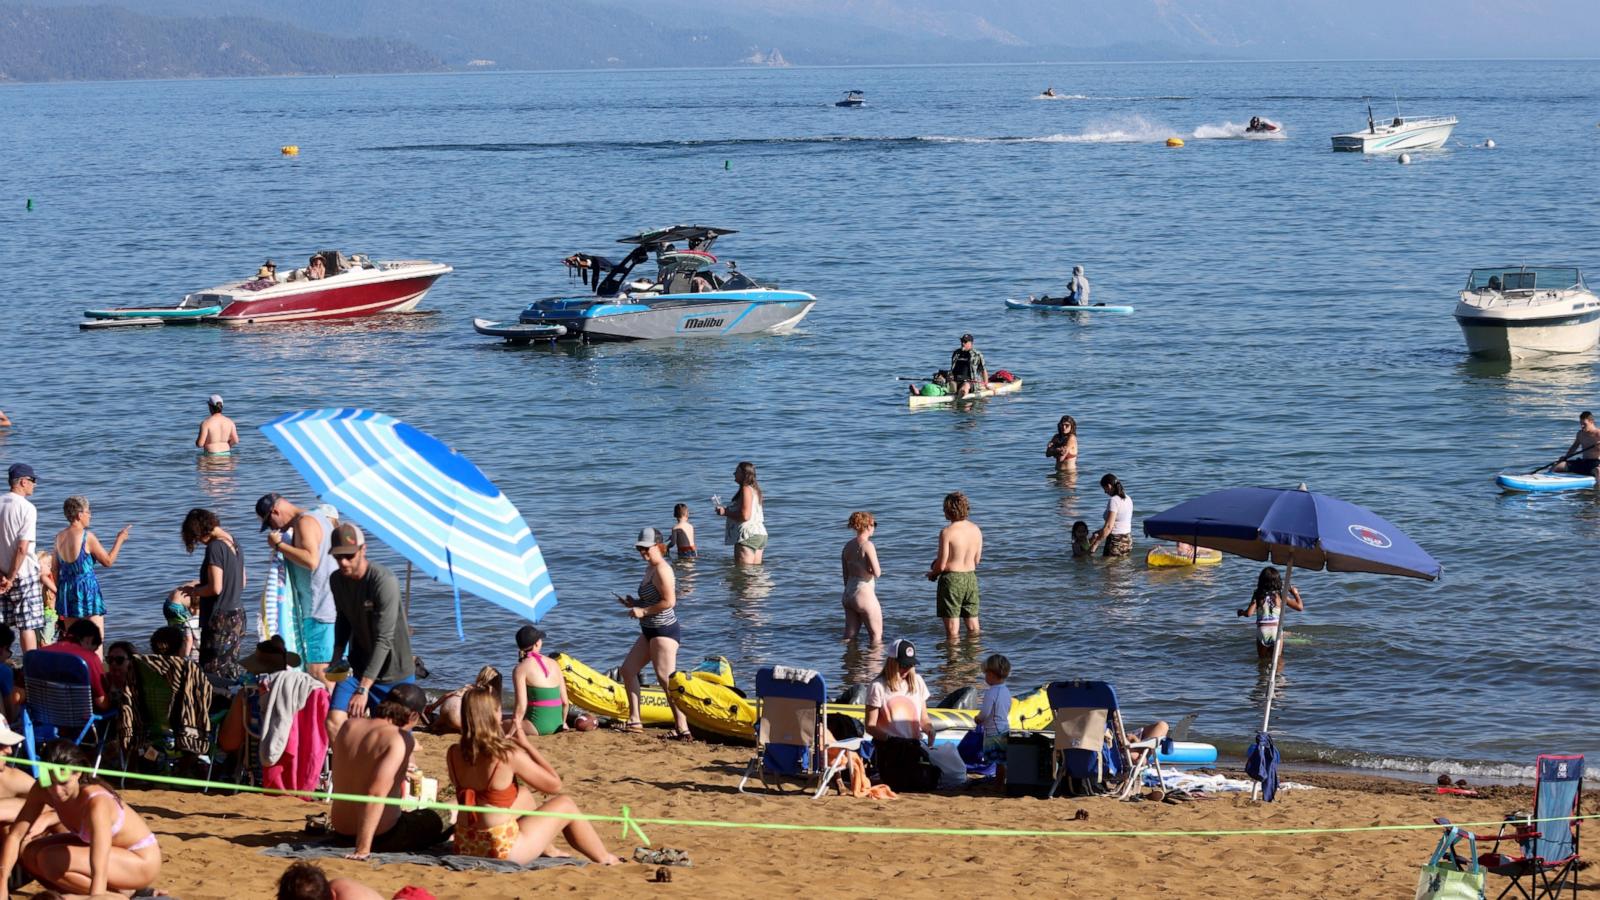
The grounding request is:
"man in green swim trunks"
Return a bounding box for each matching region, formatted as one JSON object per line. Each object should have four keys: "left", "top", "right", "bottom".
{"left": 927, "top": 491, "right": 982, "bottom": 642}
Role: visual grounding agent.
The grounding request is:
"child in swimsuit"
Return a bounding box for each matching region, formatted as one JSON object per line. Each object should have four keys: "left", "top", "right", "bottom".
{"left": 511, "top": 625, "right": 567, "bottom": 736}
{"left": 1239, "top": 566, "right": 1304, "bottom": 661}
{"left": 671, "top": 504, "right": 696, "bottom": 559}
{"left": 1070, "top": 521, "right": 1092, "bottom": 558}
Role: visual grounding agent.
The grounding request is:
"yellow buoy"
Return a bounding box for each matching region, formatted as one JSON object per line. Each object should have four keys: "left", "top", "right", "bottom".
{"left": 280, "top": 145, "right": 300, "bottom": 156}
{"left": 1166, "top": 137, "right": 1184, "bottom": 148}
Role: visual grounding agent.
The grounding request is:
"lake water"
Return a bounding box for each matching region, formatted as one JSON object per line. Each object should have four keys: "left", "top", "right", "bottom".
{"left": 4, "top": 60, "right": 1598, "bottom": 780}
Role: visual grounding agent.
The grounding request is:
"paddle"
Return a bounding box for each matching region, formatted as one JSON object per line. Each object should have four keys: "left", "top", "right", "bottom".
{"left": 1528, "top": 446, "right": 1590, "bottom": 475}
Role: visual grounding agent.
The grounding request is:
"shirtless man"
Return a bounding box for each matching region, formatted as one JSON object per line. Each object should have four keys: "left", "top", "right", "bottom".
{"left": 927, "top": 491, "right": 983, "bottom": 642}
{"left": 195, "top": 394, "right": 239, "bottom": 455}
{"left": 1552, "top": 410, "right": 1600, "bottom": 484}
{"left": 329, "top": 683, "right": 446, "bottom": 858}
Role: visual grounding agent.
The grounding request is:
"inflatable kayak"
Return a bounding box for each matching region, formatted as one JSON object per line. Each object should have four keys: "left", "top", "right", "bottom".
{"left": 1146, "top": 545, "right": 1223, "bottom": 567}
{"left": 666, "top": 669, "right": 1056, "bottom": 742}
{"left": 1005, "top": 299, "right": 1134, "bottom": 315}
{"left": 908, "top": 379, "right": 1023, "bottom": 409}
{"left": 1497, "top": 471, "right": 1596, "bottom": 492}
{"left": 556, "top": 652, "right": 733, "bottom": 727}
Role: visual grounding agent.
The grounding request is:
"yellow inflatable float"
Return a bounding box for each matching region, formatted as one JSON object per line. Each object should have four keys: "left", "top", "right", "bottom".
{"left": 1146, "top": 544, "right": 1223, "bottom": 567}
{"left": 556, "top": 652, "right": 732, "bottom": 727}
{"left": 667, "top": 667, "right": 1055, "bottom": 742}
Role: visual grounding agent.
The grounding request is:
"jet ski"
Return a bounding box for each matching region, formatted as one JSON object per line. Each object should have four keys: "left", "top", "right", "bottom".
{"left": 1246, "top": 116, "right": 1282, "bottom": 134}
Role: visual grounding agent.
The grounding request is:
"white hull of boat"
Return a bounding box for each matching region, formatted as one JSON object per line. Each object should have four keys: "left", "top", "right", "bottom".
{"left": 1455, "top": 297, "right": 1600, "bottom": 359}
{"left": 1332, "top": 120, "right": 1456, "bottom": 153}
{"left": 581, "top": 298, "right": 815, "bottom": 341}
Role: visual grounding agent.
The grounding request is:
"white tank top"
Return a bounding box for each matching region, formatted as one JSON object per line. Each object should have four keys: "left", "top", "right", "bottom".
{"left": 1106, "top": 494, "right": 1133, "bottom": 536}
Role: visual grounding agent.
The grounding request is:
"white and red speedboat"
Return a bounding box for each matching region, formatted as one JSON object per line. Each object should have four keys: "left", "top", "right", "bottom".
{"left": 84, "top": 250, "right": 451, "bottom": 326}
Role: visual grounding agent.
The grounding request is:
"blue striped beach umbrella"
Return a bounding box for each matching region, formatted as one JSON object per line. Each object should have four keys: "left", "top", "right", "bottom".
{"left": 260, "top": 408, "right": 556, "bottom": 634}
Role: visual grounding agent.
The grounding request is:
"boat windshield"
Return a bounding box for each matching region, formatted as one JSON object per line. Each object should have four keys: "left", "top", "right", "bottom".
{"left": 1467, "top": 267, "right": 1583, "bottom": 292}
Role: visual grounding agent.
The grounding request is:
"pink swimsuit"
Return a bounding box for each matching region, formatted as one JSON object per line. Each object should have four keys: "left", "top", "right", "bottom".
{"left": 75, "top": 787, "right": 158, "bottom": 852}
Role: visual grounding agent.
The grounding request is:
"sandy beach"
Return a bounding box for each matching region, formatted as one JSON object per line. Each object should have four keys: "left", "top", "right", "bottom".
{"left": 21, "top": 729, "right": 1580, "bottom": 899}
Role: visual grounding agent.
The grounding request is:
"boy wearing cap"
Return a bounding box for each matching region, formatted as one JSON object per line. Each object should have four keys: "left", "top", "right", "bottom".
{"left": 259, "top": 493, "right": 337, "bottom": 685}
{"left": 326, "top": 523, "right": 414, "bottom": 738}
{"left": 0, "top": 464, "right": 42, "bottom": 652}
{"left": 195, "top": 395, "right": 239, "bottom": 456}
{"left": 949, "top": 334, "right": 988, "bottom": 399}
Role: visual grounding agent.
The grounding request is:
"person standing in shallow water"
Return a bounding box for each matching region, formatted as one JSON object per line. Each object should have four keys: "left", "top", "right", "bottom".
{"left": 840, "top": 511, "right": 883, "bottom": 645}
{"left": 194, "top": 394, "right": 239, "bottom": 456}
{"left": 715, "top": 461, "right": 767, "bottom": 564}
{"left": 927, "top": 491, "right": 982, "bottom": 642}
{"left": 1045, "top": 415, "right": 1078, "bottom": 470}
{"left": 1088, "top": 473, "right": 1133, "bottom": 558}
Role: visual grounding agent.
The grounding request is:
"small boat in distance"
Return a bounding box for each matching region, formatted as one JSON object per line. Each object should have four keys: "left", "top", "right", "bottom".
{"left": 510, "top": 225, "right": 816, "bottom": 342}
{"left": 1454, "top": 266, "right": 1600, "bottom": 359}
{"left": 83, "top": 251, "right": 451, "bottom": 325}
{"left": 1332, "top": 103, "right": 1456, "bottom": 152}
{"left": 835, "top": 90, "right": 866, "bottom": 108}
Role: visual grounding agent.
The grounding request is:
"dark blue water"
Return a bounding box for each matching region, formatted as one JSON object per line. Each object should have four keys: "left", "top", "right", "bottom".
{"left": 4, "top": 60, "right": 1599, "bottom": 780}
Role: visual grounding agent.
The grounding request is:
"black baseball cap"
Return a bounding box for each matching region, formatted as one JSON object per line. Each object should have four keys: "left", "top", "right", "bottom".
{"left": 959, "top": 333, "right": 974, "bottom": 344}
{"left": 890, "top": 638, "right": 917, "bottom": 668}
{"left": 516, "top": 624, "right": 546, "bottom": 650}
{"left": 255, "top": 493, "right": 283, "bottom": 531}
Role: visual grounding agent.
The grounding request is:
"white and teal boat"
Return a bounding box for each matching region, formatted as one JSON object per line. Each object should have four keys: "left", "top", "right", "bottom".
{"left": 509, "top": 225, "right": 816, "bottom": 342}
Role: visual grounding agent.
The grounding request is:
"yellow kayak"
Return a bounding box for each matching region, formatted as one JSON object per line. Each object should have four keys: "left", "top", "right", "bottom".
{"left": 1146, "top": 545, "right": 1223, "bottom": 567}
{"left": 668, "top": 668, "right": 1054, "bottom": 742}
{"left": 556, "top": 652, "right": 732, "bottom": 727}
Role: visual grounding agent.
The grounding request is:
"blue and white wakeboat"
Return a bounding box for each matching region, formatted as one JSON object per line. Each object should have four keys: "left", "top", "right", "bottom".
{"left": 515, "top": 225, "right": 817, "bottom": 341}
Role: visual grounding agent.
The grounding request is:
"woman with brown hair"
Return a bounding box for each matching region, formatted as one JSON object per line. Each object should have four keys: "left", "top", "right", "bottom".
{"left": 178, "top": 508, "right": 246, "bottom": 681}
{"left": 1044, "top": 415, "right": 1078, "bottom": 470}
{"left": 446, "top": 687, "right": 621, "bottom": 865}
{"left": 715, "top": 461, "right": 767, "bottom": 564}
{"left": 0, "top": 741, "right": 162, "bottom": 897}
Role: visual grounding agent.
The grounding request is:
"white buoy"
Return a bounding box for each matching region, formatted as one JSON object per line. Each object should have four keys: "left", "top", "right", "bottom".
{"left": 1485, "top": 139, "right": 1496, "bottom": 149}
{"left": 1398, "top": 153, "right": 1412, "bottom": 165}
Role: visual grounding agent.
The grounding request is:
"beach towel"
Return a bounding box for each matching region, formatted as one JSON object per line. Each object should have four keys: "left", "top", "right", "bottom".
{"left": 260, "top": 841, "right": 586, "bottom": 872}
{"left": 260, "top": 669, "right": 323, "bottom": 768}
{"left": 117, "top": 653, "right": 210, "bottom": 756}
{"left": 825, "top": 746, "right": 895, "bottom": 799}
{"left": 262, "top": 687, "right": 329, "bottom": 795}
{"left": 1245, "top": 730, "right": 1280, "bottom": 802}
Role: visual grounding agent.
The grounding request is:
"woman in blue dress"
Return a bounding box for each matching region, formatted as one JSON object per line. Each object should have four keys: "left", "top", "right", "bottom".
{"left": 51, "top": 495, "right": 131, "bottom": 647}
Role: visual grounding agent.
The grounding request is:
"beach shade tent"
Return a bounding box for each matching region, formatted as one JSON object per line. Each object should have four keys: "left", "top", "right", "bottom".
{"left": 1143, "top": 484, "right": 1441, "bottom": 799}
{"left": 260, "top": 408, "right": 557, "bottom": 636}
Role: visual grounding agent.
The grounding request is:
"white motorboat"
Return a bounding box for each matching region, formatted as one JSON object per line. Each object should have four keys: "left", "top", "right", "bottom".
{"left": 1454, "top": 266, "right": 1600, "bottom": 359}
{"left": 835, "top": 90, "right": 866, "bottom": 108}
{"left": 1332, "top": 104, "right": 1456, "bottom": 152}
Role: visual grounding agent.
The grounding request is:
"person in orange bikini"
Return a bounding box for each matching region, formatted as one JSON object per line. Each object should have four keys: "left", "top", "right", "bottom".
{"left": 447, "top": 687, "right": 621, "bottom": 865}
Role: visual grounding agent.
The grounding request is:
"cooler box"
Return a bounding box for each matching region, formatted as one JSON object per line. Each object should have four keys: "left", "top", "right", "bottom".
{"left": 1005, "top": 731, "right": 1055, "bottom": 799}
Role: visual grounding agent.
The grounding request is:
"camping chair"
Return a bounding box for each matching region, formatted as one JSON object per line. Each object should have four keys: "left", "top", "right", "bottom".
{"left": 737, "top": 667, "right": 857, "bottom": 799}
{"left": 1435, "top": 754, "right": 1583, "bottom": 899}
{"left": 1043, "top": 680, "right": 1163, "bottom": 801}
{"left": 125, "top": 657, "right": 221, "bottom": 787}
{"left": 19, "top": 650, "right": 119, "bottom": 776}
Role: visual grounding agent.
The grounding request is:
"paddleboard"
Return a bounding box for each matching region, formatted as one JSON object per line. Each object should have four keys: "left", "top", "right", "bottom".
{"left": 473, "top": 318, "right": 567, "bottom": 344}
{"left": 83, "top": 305, "right": 222, "bottom": 321}
{"left": 79, "top": 317, "right": 164, "bottom": 330}
{"left": 907, "top": 378, "right": 1023, "bottom": 408}
{"left": 1005, "top": 299, "right": 1134, "bottom": 315}
{"left": 1496, "top": 471, "right": 1596, "bottom": 492}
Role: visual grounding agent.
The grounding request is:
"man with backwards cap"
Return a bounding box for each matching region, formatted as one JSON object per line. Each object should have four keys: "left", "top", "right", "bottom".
{"left": 328, "top": 680, "right": 443, "bottom": 859}
{"left": 195, "top": 394, "right": 239, "bottom": 456}
{"left": 325, "top": 522, "right": 414, "bottom": 739}
{"left": 258, "top": 492, "right": 338, "bottom": 686}
{"left": 949, "top": 333, "right": 989, "bottom": 400}
{"left": 0, "top": 464, "right": 43, "bottom": 652}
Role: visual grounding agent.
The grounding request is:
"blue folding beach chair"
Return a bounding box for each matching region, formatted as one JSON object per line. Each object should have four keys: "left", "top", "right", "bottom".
{"left": 737, "top": 667, "right": 858, "bottom": 799}
{"left": 19, "top": 650, "right": 119, "bottom": 776}
{"left": 1435, "top": 754, "right": 1583, "bottom": 899}
{"left": 1043, "top": 680, "right": 1164, "bottom": 801}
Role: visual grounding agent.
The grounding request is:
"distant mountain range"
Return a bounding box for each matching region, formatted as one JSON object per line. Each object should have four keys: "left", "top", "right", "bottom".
{"left": 0, "top": 4, "right": 440, "bottom": 81}
{"left": 2, "top": 0, "right": 1596, "bottom": 82}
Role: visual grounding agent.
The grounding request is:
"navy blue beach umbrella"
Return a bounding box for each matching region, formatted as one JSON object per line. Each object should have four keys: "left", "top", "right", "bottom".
{"left": 1143, "top": 484, "right": 1441, "bottom": 799}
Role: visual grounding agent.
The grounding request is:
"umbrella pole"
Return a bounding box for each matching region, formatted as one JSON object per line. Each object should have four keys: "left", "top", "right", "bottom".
{"left": 1252, "top": 561, "right": 1292, "bottom": 802}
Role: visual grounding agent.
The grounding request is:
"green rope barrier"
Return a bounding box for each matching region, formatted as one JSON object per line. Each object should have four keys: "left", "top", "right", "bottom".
{"left": 6, "top": 755, "right": 1593, "bottom": 842}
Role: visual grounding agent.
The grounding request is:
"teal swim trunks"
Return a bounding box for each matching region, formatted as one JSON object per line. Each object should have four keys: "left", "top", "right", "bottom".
{"left": 300, "top": 618, "right": 335, "bottom": 664}
{"left": 936, "top": 571, "right": 979, "bottom": 619}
